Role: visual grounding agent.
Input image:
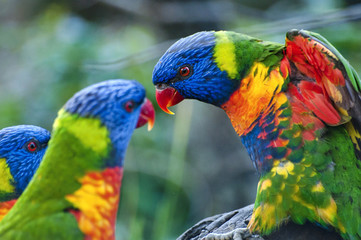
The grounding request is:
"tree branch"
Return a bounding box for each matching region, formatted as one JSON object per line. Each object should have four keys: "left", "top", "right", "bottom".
{"left": 177, "top": 204, "right": 343, "bottom": 240}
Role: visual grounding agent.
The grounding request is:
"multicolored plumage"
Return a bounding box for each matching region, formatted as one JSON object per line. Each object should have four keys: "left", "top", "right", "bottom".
{"left": 0, "top": 80, "right": 155, "bottom": 240}
{"left": 0, "top": 125, "right": 50, "bottom": 221}
{"left": 152, "top": 30, "right": 361, "bottom": 239}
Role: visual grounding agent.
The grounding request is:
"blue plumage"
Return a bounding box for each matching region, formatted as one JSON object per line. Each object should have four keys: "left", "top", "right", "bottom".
{"left": 0, "top": 125, "right": 50, "bottom": 196}
{"left": 153, "top": 32, "right": 239, "bottom": 106}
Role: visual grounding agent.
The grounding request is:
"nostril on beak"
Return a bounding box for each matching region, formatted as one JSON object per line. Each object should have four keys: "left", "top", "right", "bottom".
{"left": 156, "top": 83, "right": 168, "bottom": 90}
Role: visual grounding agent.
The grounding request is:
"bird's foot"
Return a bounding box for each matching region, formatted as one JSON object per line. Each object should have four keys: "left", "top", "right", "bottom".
{"left": 203, "top": 227, "right": 251, "bottom": 240}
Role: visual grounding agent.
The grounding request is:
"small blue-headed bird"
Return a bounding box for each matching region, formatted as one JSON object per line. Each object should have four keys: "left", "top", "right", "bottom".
{"left": 0, "top": 125, "right": 50, "bottom": 220}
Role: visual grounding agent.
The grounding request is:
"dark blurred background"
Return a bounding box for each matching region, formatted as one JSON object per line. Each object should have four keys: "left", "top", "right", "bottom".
{"left": 1, "top": 0, "right": 361, "bottom": 239}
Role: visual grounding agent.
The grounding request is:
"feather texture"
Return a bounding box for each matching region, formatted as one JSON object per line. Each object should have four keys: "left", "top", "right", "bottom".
{"left": 0, "top": 125, "right": 50, "bottom": 220}
{"left": 153, "top": 30, "right": 361, "bottom": 239}
{"left": 0, "top": 80, "right": 154, "bottom": 240}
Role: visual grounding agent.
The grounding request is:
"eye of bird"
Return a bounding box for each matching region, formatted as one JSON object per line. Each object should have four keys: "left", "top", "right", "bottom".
{"left": 26, "top": 141, "right": 38, "bottom": 152}
{"left": 124, "top": 100, "right": 136, "bottom": 113}
{"left": 179, "top": 65, "right": 192, "bottom": 78}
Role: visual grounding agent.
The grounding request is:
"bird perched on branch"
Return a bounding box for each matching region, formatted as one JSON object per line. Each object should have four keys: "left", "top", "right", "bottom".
{"left": 0, "top": 79, "right": 155, "bottom": 240}
{"left": 153, "top": 30, "right": 361, "bottom": 239}
{"left": 0, "top": 125, "right": 50, "bottom": 221}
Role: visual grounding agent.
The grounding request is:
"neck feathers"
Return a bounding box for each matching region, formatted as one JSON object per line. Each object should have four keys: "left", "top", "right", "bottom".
{"left": 213, "top": 31, "right": 284, "bottom": 81}
{"left": 53, "top": 109, "right": 111, "bottom": 159}
{"left": 0, "top": 159, "right": 17, "bottom": 221}
{"left": 0, "top": 110, "right": 114, "bottom": 223}
{"left": 0, "top": 158, "right": 16, "bottom": 201}
{"left": 221, "top": 61, "right": 287, "bottom": 136}
{"left": 221, "top": 58, "right": 323, "bottom": 173}
{"left": 0, "top": 200, "right": 17, "bottom": 222}
{"left": 66, "top": 167, "right": 123, "bottom": 240}
{"left": 239, "top": 92, "right": 290, "bottom": 173}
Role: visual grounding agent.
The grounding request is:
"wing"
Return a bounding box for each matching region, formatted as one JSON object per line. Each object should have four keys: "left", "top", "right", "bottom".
{"left": 285, "top": 29, "right": 361, "bottom": 157}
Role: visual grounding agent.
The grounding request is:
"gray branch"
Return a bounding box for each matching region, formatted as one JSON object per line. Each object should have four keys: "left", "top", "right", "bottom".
{"left": 177, "top": 204, "right": 343, "bottom": 240}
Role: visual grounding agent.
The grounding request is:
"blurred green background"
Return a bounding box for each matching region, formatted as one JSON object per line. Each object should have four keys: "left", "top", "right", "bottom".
{"left": 1, "top": 0, "right": 361, "bottom": 239}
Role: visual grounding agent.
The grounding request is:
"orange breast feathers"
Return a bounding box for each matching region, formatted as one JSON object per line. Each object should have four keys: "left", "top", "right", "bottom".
{"left": 221, "top": 62, "right": 286, "bottom": 136}
{"left": 66, "top": 167, "right": 123, "bottom": 240}
{"left": 0, "top": 199, "right": 17, "bottom": 221}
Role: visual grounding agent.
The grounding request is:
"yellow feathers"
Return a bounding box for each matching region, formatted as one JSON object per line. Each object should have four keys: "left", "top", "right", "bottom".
{"left": 259, "top": 179, "right": 272, "bottom": 193}
{"left": 248, "top": 203, "right": 285, "bottom": 233}
{"left": 66, "top": 167, "right": 123, "bottom": 240}
{"left": 221, "top": 62, "right": 285, "bottom": 135}
{"left": 271, "top": 160, "right": 295, "bottom": 178}
{"left": 316, "top": 198, "right": 338, "bottom": 227}
{"left": 214, "top": 31, "right": 238, "bottom": 79}
{"left": 54, "top": 109, "right": 111, "bottom": 156}
{"left": 0, "top": 158, "right": 15, "bottom": 194}
{"left": 346, "top": 122, "right": 361, "bottom": 151}
{"left": 253, "top": 160, "right": 343, "bottom": 235}
{"left": 311, "top": 182, "right": 325, "bottom": 192}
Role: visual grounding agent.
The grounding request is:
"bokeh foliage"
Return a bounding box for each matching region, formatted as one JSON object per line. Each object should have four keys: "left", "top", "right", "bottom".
{"left": 1, "top": 0, "right": 361, "bottom": 239}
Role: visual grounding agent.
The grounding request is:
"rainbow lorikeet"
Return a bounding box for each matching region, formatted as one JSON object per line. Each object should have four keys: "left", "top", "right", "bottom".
{"left": 0, "top": 79, "right": 155, "bottom": 240}
{"left": 152, "top": 30, "right": 361, "bottom": 239}
{"left": 0, "top": 125, "right": 50, "bottom": 221}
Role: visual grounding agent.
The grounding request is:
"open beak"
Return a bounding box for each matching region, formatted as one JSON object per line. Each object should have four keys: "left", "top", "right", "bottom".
{"left": 136, "top": 98, "right": 155, "bottom": 131}
{"left": 155, "top": 85, "right": 185, "bottom": 115}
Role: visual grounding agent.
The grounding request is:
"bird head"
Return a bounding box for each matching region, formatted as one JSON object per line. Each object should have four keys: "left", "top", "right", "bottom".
{"left": 0, "top": 125, "right": 50, "bottom": 197}
{"left": 153, "top": 31, "right": 243, "bottom": 114}
{"left": 62, "top": 79, "right": 155, "bottom": 167}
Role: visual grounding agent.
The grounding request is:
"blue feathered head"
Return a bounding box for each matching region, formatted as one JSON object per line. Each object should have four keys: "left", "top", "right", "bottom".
{"left": 0, "top": 125, "right": 50, "bottom": 199}
{"left": 152, "top": 31, "right": 241, "bottom": 114}
{"left": 63, "top": 79, "right": 155, "bottom": 167}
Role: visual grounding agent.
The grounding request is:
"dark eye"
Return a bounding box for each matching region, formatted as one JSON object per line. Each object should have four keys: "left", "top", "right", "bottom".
{"left": 124, "top": 100, "right": 135, "bottom": 113}
{"left": 179, "top": 66, "right": 191, "bottom": 77}
{"left": 27, "top": 141, "right": 38, "bottom": 152}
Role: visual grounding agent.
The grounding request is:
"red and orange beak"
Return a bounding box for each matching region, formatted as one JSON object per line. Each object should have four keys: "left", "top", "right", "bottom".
{"left": 136, "top": 98, "right": 155, "bottom": 131}
{"left": 155, "top": 86, "right": 184, "bottom": 115}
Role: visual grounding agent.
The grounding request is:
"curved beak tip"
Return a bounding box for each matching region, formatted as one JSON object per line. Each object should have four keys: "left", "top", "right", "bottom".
{"left": 137, "top": 98, "right": 155, "bottom": 131}
{"left": 147, "top": 114, "right": 155, "bottom": 131}
{"left": 155, "top": 86, "right": 184, "bottom": 115}
{"left": 161, "top": 106, "right": 175, "bottom": 115}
